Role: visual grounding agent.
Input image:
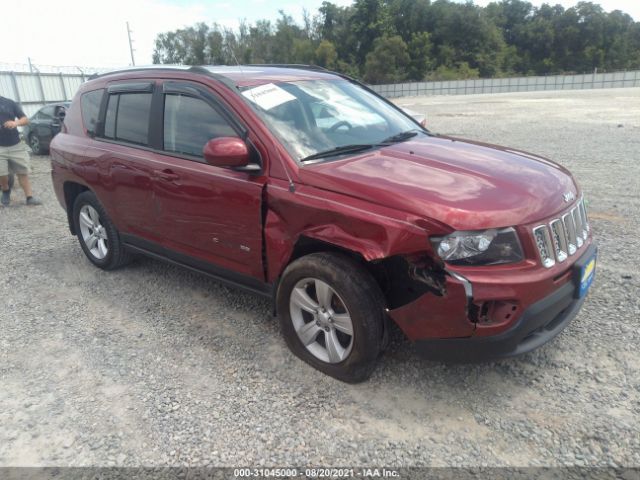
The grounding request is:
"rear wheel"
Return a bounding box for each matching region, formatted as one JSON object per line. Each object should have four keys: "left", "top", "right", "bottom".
{"left": 277, "top": 252, "right": 384, "bottom": 383}
{"left": 73, "top": 191, "right": 132, "bottom": 270}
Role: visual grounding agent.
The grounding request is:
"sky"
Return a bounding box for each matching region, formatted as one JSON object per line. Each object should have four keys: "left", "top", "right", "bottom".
{"left": 2, "top": 0, "right": 639, "bottom": 70}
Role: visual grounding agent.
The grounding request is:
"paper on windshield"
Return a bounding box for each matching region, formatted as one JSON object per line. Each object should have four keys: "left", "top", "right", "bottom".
{"left": 242, "top": 83, "right": 296, "bottom": 110}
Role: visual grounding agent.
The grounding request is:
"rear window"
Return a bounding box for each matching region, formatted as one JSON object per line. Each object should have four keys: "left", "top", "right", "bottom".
{"left": 80, "top": 89, "right": 104, "bottom": 136}
{"left": 103, "top": 92, "right": 152, "bottom": 146}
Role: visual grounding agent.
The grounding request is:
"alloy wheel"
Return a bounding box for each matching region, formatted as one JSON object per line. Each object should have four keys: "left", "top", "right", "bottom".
{"left": 78, "top": 205, "right": 109, "bottom": 260}
{"left": 30, "top": 136, "right": 40, "bottom": 154}
{"left": 289, "top": 278, "right": 354, "bottom": 364}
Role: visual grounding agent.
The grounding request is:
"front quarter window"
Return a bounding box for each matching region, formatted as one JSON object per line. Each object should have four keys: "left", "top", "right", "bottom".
{"left": 240, "top": 79, "right": 420, "bottom": 162}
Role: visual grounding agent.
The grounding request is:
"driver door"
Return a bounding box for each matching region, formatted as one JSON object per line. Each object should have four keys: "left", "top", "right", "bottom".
{"left": 152, "top": 81, "right": 267, "bottom": 281}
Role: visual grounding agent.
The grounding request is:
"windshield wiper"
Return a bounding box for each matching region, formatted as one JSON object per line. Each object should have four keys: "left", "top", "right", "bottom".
{"left": 300, "top": 130, "right": 422, "bottom": 163}
{"left": 300, "top": 144, "right": 378, "bottom": 162}
{"left": 380, "top": 130, "right": 420, "bottom": 144}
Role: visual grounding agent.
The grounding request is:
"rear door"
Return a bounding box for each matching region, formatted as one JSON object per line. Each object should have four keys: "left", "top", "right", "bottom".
{"left": 90, "top": 82, "right": 160, "bottom": 240}
{"left": 151, "top": 81, "right": 267, "bottom": 280}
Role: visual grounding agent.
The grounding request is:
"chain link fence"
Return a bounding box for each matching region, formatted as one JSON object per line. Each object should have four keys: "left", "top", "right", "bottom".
{"left": 0, "top": 63, "right": 111, "bottom": 117}
{"left": 0, "top": 71, "right": 85, "bottom": 117}
{"left": 370, "top": 70, "right": 640, "bottom": 98}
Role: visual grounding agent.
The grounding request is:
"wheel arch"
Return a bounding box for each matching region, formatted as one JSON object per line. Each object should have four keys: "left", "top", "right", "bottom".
{"left": 63, "top": 181, "right": 90, "bottom": 235}
{"left": 287, "top": 235, "right": 366, "bottom": 266}
{"left": 274, "top": 234, "right": 442, "bottom": 310}
{"left": 270, "top": 235, "right": 394, "bottom": 349}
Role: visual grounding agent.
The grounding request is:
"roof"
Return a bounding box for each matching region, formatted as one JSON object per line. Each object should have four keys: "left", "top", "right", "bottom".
{"left": 204, "top": 65, "right": 337, "bottom": 86}
{"left": 90, "top": 64, "right": 339, "bottom": 87}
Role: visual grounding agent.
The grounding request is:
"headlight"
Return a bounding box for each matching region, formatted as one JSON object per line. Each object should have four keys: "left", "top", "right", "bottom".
{"left": 430, "top": 227, "right": 524, "bottom": 266}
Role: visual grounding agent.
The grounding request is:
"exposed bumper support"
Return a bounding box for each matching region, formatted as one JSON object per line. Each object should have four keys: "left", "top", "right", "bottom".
{"left": 413, "top": 280, "right": 585, "bottom": 361}
{"left": 446, "top": 269, "right": 473, "bottom": 299}
{"left": 413, "top": 243, "right": 596, "bottom": 362}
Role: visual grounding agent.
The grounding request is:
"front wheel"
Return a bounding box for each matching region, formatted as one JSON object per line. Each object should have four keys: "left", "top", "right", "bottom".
{"left": 29, "top": 134, "right": 44, "bottom": 155}
{"left": 277, "top": 252, "right": 384, "bottom": 383}
{"left": 73, "top": 191, "right": 132, "bottom": 270}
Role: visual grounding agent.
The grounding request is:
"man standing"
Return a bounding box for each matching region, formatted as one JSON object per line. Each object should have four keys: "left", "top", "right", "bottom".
{"left": 0, "top": 95, "right": 42, "bottom": 206}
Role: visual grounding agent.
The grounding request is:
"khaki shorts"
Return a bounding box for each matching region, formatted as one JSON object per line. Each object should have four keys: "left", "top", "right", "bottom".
{"left": 0, "top": 143, "right": 31, "bottom": 176}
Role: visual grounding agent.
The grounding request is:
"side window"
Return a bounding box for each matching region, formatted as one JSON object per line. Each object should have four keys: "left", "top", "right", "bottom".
{"left": 163, "top": 94, "right": 237, "bottom": 158}
{"left": 102, "top": 92, "right": 152, "bottom": 146}
{"left": 80, "top": 89, "right": 104, "bottom": 135}
{"left": 40, "top": 106, "right": 55, "bottom": 119}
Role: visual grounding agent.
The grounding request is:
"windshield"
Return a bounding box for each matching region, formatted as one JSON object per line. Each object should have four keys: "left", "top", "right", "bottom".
{"left": 240, "top": 79, "right": 422, "bottom": 163}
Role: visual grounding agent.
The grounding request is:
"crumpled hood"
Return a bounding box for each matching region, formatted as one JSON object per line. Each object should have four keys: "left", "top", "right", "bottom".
{"left": 298, "top": 134, "right": 578, "bottom": 231}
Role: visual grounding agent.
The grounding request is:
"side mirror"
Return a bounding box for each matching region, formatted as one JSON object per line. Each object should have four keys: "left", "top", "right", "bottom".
{"left": 203, "top": 137, "right": 250, "bottom": 168}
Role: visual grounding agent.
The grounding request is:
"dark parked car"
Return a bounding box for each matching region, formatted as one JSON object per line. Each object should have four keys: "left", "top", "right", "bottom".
{"left": 50, "top": 65, "right": 596, "bottom": 382}
{"left": 22, "top": 102, "right": 69, "bottom": 155}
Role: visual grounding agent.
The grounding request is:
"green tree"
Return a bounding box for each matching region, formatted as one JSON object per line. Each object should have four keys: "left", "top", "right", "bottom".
{"left": 293, "top": 38, "right": 316, "bottom": 64}
{"left": 407, "top": 32, "right": 433, "bottom": 80}
{"left": 315, "top": 40, "right": 338, "bottom": 69}
{"left": 363, "top": 35, "right": 410, "bottom": 83}
{"left": 248, "top": 20, "right": 274, "bottom": 64}
{"left": 351, "top": 0, "right": 394, "bottom": 66}
{"left": 429, "top": 62, "right": 480, "bottom": 80}
{"left": 272, "top": 12, "right": 304, "bottom": 63}
{"left": 151, "top": 0, "right": 640, "bottom": 80}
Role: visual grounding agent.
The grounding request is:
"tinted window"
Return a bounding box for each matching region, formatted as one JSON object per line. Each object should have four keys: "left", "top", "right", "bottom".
{"left": 103, "top": 93, "right": 152, "bottom": 145}
{"left": 116, "top": 93, "right": 152, "bottom": 145}
{"left": 104, "top": 95, "right": 117, "bottom": 139}
{"left": 163, "top": 94, "right": 236, "bottom": 158}
{"left": 80, "top": 89, "right": 104, "bottom": 135}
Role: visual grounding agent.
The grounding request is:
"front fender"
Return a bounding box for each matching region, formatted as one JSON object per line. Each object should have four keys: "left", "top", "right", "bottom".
{"left": 264, "top": 181, "right": 447, "bottom": 282}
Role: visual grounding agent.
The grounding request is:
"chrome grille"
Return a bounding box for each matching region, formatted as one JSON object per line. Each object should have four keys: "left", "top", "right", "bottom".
{"left": 533, "top": 198, "right": 589, "bottom": 268}
{"left": 572, "top": 207, "right": 584, "bottom": 248}
{"left": 579, "top": 201, "right": 589, "bottom": 234}
{"left": 562, "top": 210, "right": 577, "bottom": 255}
{"left": 533, "top": 226, "right": 555, "bottom": 268}
{"left": 549, "top": 219, "right": 568, "bottom": 262}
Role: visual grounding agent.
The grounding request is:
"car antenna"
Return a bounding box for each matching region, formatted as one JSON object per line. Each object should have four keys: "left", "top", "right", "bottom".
{"left": 228, "top": 51, "right": 296, "bottom": 193}
{"left": 228, "top": 47, "right": 244, "bottom": 82}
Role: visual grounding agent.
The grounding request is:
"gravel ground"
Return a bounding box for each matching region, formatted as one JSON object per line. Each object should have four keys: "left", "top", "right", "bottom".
{"left": 0, "top": 88, "right": 639, "bottom": 469}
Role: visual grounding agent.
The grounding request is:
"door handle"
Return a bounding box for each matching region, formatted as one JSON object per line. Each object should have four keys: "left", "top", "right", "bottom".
{"left": 155, "top": 169, "right": 180, "bottom": 181}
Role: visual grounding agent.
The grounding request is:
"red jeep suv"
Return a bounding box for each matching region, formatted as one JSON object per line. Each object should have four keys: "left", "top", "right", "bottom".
{"left": 50, "top": 65, "right": 596, "bottom": 382}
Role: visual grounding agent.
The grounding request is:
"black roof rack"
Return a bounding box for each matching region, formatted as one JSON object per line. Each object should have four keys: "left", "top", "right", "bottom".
{"left": 85, "top": 65, "right": 236, "bottom": 89}
{"left": 88, "top": 64, "right": 330, "bottom": 81}
{"left": 87, "top": 65, "right": 194, "bottom": 80}
{"left": 246, "top": 64, "right": 329, "bottom": 72}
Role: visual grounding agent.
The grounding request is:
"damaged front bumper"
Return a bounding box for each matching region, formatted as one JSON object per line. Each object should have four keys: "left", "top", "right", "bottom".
{"left": 388, "top": 243, "right": 596, "bottom": 362}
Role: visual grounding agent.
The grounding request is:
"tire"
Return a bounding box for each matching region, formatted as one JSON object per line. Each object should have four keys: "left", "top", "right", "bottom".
{"left": 72, "top": 191, "right": 132, "bottom": 270}
{"left": 29, "top": 134, "right": 44, "bottom": 155}
{"left": 277, "top": 252, "right": 385, "bottom": 383}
